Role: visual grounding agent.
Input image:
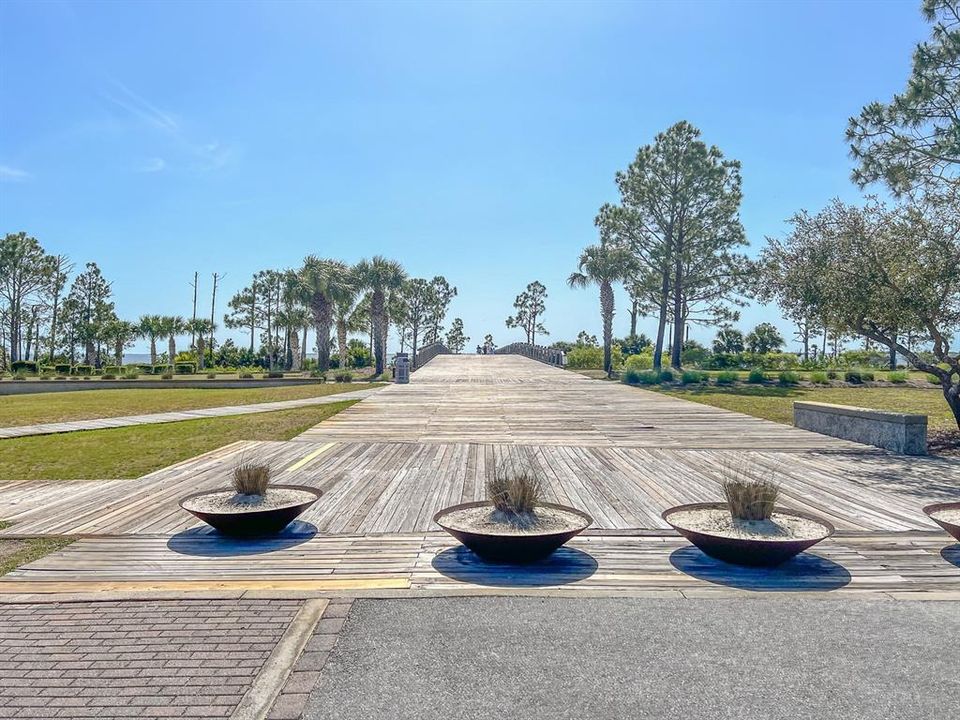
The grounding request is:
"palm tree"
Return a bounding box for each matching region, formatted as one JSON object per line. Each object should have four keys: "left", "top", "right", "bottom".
{"left": 159, "top": 315, "right": 185, "bottom": 366}
{"left": 103, "top": 318, "right": 140, "bottom": 366}
{"left": 138, "top": 314, "right": 165, "bottom": 365}
{"left": 353, "top": 256, "right": 406, "bottom": 375}
{"left": 297, "top": 257, "right": 352, "bottom": 372}
{"left": 567, "top": 243, "right": 636, "bottom": 377}
{"left": 184, "top": 318, "right": 215, "bottom": 369}
{"left": 333, "top": 285, "right": 363, "bottom": 370}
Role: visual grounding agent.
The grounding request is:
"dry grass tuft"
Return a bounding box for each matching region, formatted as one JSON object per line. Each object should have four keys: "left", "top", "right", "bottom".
{"left": 232, "top": 462, "right": 271, "bottom": 496}
{"left": 721, "top": 459, "right": 780, "bottom": 521}
{"left": 486, "top": 462, "right": 543, "bottom": 519}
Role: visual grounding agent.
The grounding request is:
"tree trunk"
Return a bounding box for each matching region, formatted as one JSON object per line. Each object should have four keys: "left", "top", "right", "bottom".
{"left": 197, "top": 336, "right": 206, "bottom": 370}
{"left": 301, "top": 324, "right": 308, "bottom": 368}
{"left": 944, "top": 379, "right": 960, "bottom": 430}
{"left": 670, "top": 254, "right": 683, "bottom": 370}
{"left": 289, "top": 329, "right": 301, "bottom": 371}
{"left": 630, "top": 297, "right": 638, "bottom": 338}
{"left": 114, "top": 338, "right": 123, "bottom": 366}
{"left": 888, "top": 335, "right": 897, "bottom": 370}
{"left": 653, "top": 266, "right": 669, "bottom": 372}
{"left": 314, "top": 299, "right": 333, "bottom": 371}
{"left": 372, "top": 290, "right": 385, "bottom": 376}
{"left": 600, "top": 281, "right": 614, "bottom": 377}
{"left": 337, "top": 320, "right": 348, "bottom": 369}
{"left": 150, "top": 338, "right": 157, "bottom": 366}
{"left": 168, "top": 337, "right": 176, "bottom": 366}
{"left": 84, "top": 340, "right": 95, "bottom": 366}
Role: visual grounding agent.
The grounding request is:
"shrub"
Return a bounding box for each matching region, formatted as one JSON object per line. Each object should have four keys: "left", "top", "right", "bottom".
{"left": 621, "top": 369, "right": 642, "bottom": 385}
{"left": 636, "top": 370, "right": 660, "bottom": 385}
{"left": 622, "top": 353, "right": 654, "bottom": 371}
{"left": 12, "top": 369, "right": 29, "bottom": 381}
{"left": 266, "top": 371, "right": 284, "bottom": 379}
{"left": 239, "top": 372, "right": 254, "bottom": 379}
{"left": 102, "top": 365, "right": 121, "bottom": 375}
{"left": 55, "top": 375, "right": 68, "bottom": 380}
{"left": 174, "top": 362, "right": 197, "bottom": 375}
{"left": 845, "top": 368, "right": 874, "bottom": 384}
{"left": 826, "top": 370, "right": 839, "bottom": 380}
{"left": 101, "top": 373, "right": 117, "bottom": 380}
{"left": 125, "top": 369, "right": 140, "bottom": 379}
{"left": 310, "top": 370, "right": 327, "bottom": 381}
{"left": 715, "top": 371, "right": 738, "bottom": 385}
{"left": 334, "top": 371, "right": 353, "bottom": 383}
{"left": 11, "top": 360, "right": 38, "bottom": 374}
{"left": 232, "top": 462, "right": 271, "bottom": 496}
{"left": 72, "top": 364, "right": 93, "bottom": 376}
{"left": 747, "top": 368, "right": 766, "bottom": 384}
{"left": 207, "top": 372, "right": 217, "bottom": 379}
{"left": 926, "top": 374, "right": 940, "bottom": 385}
{"left": 136, "top": 363, "right": 154, "bottom": 374}
{"left": 681, "top": 370, "right": 708, "bottom": 385}
{"left": 888, "top": 371, "right": 908, "bottom": 384}
{"left": 658, "top": 369, "right": 675, "bottom": 383}
{"left": 153, "top": 364, "right": 170, "bottom": 375}
{"left": 487, "top": 465, "right": 542, "bottom": 524}
{"left": 778, "top": 370, "right": 801, "bottom": 385}
{"left": 564, "top": 345, "right": 624, "bottom": 369}
{"left": 54, "top": 363, "right": 71, "bottom": 375}
{"left": 160, "top": 371, "right": 174, "bottom": 380}
{"left": 809, "top": 371, "right": 829, "bottom": 384}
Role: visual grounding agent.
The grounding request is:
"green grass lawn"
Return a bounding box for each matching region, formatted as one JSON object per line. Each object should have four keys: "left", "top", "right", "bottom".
{"left": 650, "top": 385, "right": 956, "bottom": 431}
{"left": 0, "top": 400, "right": 358, "bottom": 481}
{"left": 0, "top": 382, "right": 376, "bottom": 427}
{"left": 0, "top": 536, "right": 74, "bottom": 576}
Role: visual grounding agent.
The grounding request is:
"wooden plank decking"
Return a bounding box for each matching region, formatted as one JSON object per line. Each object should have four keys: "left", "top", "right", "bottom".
{"left": 1, "top": 354, "right": 957, "bottom": 597}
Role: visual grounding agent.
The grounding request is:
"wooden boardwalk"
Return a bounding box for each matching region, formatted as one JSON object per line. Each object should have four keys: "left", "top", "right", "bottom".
{"left": 1, "top": 354, "right": 958, "bottom": 597}
{"left": 2, "top": 531, "right": 957, "bottom": 599}
{"left": 0, "top": 387, "right": 378, "bottom": 439}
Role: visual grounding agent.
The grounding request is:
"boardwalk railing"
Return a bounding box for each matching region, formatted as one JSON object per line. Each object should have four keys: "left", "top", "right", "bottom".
{"left": 495, "top": 342, "right": 565, "bottom": 367}
{"left": 413, "top": 342, "right": 450, "bottom": 370}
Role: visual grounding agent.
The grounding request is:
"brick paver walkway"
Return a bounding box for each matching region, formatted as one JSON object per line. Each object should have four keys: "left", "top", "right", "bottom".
{"left": 0, "top": 598, "right": 303, "bottom": 719}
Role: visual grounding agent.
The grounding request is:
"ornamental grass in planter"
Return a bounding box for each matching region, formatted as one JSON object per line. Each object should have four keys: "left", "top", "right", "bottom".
{"left": 179, "top": 459, "right": 321, "bottom": 537}
{"left": 433, "top": 462, "right": 592, "bottom": 563}
{"left": 662, "top": 458, "right": 834, "bottom": 567}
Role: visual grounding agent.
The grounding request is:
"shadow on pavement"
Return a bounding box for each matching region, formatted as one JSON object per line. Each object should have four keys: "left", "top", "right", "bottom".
{"left": 166, "top": 520, "right": 318, "bottom": 556}
{"left": 431, "top": 545, "right": 598, "bottom": 587}
{"left": 941, "top": 543, "right": 960, "bottom": 568}
{"left": 669, "top": 546, "right": 852, "bottom": 592}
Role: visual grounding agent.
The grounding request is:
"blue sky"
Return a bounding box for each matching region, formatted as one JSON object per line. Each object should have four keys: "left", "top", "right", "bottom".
{"left": 0, "top": 0, "right": 926, "bottom": 354}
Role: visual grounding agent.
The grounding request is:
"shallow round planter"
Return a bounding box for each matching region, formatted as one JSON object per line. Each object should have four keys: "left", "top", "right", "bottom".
{"left": 662, "top": 502, "right": 835, "bottom": 567}
{"left": 433, "top": 501, "right": 592, "bottom": 563}
{"left": 923, "top": 502, "right": 960, "bottom": 542}
{"left": 179, "top": 484, "right": 322, "bottom": 537}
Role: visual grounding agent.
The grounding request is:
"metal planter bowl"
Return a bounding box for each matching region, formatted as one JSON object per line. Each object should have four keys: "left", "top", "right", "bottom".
{"left": 923, "top": 502, "right": 960, "bottom": 542}
{"left": 433, "top": 501, "right": 593, "bottom": 564}
{"left": 662, "top": 502, "right": 835, "bottom": 567}
{"left": 179, "top": 485, "right": 322, "bottom": 537}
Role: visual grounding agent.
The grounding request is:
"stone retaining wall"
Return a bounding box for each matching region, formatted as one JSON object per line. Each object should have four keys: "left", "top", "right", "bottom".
{"left": 794, "top": 401, "right": 927, "bottom": 455}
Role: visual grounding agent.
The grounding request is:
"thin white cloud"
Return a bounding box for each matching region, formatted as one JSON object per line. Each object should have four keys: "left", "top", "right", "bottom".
{"left": 102, "top": 79, "right": 179, "bottom": 133}
{"left": 0, "top": 165, "right": 31, "bottom": 182}
{"left": 138, "top": 157, "right": 166, "bottom": 173}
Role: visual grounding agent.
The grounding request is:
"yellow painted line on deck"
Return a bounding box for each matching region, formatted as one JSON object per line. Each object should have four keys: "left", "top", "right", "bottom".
{"left": 286, "top": 442, "right": 336, "bottom": 472}
{"left": 0, "top": 577, "right": 411, "bottom": 594}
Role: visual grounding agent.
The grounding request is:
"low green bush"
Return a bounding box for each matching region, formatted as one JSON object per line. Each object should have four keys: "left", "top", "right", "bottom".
{"left": 888, "top": 371, "right": 908, "bottom": 383}
{"left": 827, "top": 370, "right": 839, "bottom": 380}
{"left": 206, "top": 372, "right": 217, "bottom": 379}
{"left": 102, "top": 365, "right": 121, "bottom": 375}
{"left": 40, "top": 365, "right": 55, "bottom": 374}
{"left": 621, "top": 369, "right": 642, "bottom": 385}
{"left": 174, "top": 362, "right": 197, "bottom": 375}
{"left": 778, "top": 371, "right": 801, "bottom": 385}
{"left": 658, "top": 369, "right": 675, "bottom": 383}
{"left": 747, "top": 368, "right": 766, "bottom": 384}
{"left": 681, "top": 370, "right": 708, "bottom": 385}
{"left": 72, "top": 365, "right": 93, "bottom": 376}
{"left": 11, "top": 360, "right": 38, "bottom": 374}
{"left": 54, "top": 363, "right": 71, "bottom": 375}
{"left": 55, "top": 375, "right": 68, "bottom": 380}
{"left": 136, "top": 363, "right": 154, "bottom": 374}
{"left": 125, "top": 371, "right": 139, "bottom": 379}
{"left": 12, "top": 369, "right": 29, "bottom": 381}
{"left": 926, "top": 374, "right": 940, "bottom": 385}
{"left": 239, "top": 372, "right": 254, "bottom": 379}
{"left": 160, "top": 371, "right": 174, "bottom": 380}
{"left": 845, "top": 368, "right": 874, "bottom": 384}
{"left": 266, "top": 371, "right": 284, "bottom": 379}
{"left": 622, "top": 353, "right": 654, "bottom": 371}
{"left": 635, "top": 370, "right": 659, "bottom": 385}
{"left": 810, "top": 371, "right": 829, "bottom": 385}
{"left": 334, "top": 371, "right": 353, "bottom": 383}
{"left": 310, "top": 370, "right": 327, "bottom": 381}
{"left": 101, "top": 373, "right": 117, "bottom": 380}
{"left": 153, "top": 364, "right": 170, "bottom": 375}
{"left": 715, "top": 371, "right": 738, "bottom": 385}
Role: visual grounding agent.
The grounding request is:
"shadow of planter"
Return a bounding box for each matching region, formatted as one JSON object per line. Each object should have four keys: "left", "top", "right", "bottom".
{"left": 166, "top": 521, "right": 318, "bottom": 557}
{"left": 941, "top": 544, "right": 960, "bottom": 569}
{"left": 669, "top": 546, "right": 851, "bottom": 592}
{"left": 431, "top": 544, "right": 598, "bottom": 587}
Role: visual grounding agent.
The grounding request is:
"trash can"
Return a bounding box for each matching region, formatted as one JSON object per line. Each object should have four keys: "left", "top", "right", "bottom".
{"left": 394, "top": 353, "right": 410, "bottom": 384}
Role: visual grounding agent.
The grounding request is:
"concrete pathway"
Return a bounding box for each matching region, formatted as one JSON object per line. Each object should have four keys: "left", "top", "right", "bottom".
{"left": 0, "top": 387, "right": 379, "bottom": 439}
{"left": 301, "top": 597, "right": 960, "bottom": 720}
